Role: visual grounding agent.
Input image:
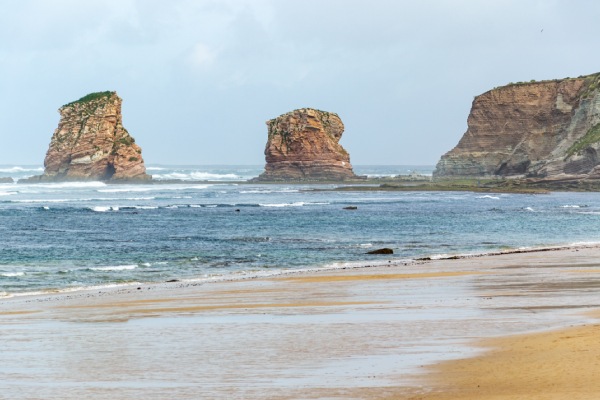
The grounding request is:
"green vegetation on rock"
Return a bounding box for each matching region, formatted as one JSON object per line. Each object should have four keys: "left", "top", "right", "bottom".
{"left": 581, "top": 73, "right": 600, "bottom": 98}
{"left": 63, "top": 91, "right": 114, "bottom": 108}
{"left": 489, "top": 73, "right": 600, "bottom": 92}
{"left": 565, "top": 123, "right": 600, "bottom": 158}
{"left": 118, "top": 136, "right": 134, "bottom": 146}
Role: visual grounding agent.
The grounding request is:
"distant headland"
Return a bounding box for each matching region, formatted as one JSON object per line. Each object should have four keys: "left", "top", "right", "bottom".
{"left": 435, "top": 73, "right": 600, "bottom": 185}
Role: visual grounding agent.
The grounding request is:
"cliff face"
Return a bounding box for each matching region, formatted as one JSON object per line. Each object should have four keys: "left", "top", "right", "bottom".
{"left": 33, "top": 91, "right": 150, "bottom": 182}
{"left": 256, "top": 108, "right": 358, "bottom": 181}
{"left": 434, "top": 74, "right": 600, "bottom": 180}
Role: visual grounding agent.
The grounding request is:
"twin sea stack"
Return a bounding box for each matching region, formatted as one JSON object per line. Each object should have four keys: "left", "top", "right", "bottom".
{"left": 255, "top": 108, "right": 358, "bottom": 181}
{"left": 27, "top": 96, "right": 357, "bottom": 183}
{"left": 434, "top": 73, "right": 600, "bottom": 181}
{"left": 27, "top": 91, "right": 150, "bottom": 183}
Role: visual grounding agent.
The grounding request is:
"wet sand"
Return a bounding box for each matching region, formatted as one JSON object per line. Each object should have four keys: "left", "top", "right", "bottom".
{"left": 2, "top": 246, "right": 600, "bottom": 399}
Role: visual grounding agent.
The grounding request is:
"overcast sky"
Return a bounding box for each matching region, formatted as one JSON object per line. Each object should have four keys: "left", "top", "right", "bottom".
{"left": 2, "top": 0, "right": 600, "bottom": 166}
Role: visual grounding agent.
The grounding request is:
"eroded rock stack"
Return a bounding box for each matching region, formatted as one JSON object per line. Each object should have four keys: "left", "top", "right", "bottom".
{"left": 255, "top": 108, "right": 358, "bottom": 181}
{"left": 434, "top": 73, "right": 600, "bottom": 181}
{"left": 29, "top": 91, "right": 150, "bottom": 182}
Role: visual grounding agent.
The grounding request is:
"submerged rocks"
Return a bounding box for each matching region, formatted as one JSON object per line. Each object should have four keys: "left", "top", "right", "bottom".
{"left": 367, "top": 248, "right": 394, "bottom": 255}
{"left": 254, "top": 108, "right": 359, "bottom": 181}
{"left": 434, "top": 73, "right": 600, "bottom": 181}
{"left": 27, "top": 91, "right": 150, "bottom": 182}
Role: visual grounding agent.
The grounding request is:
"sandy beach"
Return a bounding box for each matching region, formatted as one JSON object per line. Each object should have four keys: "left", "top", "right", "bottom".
{"left": 2, "top": 246, "right": 600, "bottom": 399}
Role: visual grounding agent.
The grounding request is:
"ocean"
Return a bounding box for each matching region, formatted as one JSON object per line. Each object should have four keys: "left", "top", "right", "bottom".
{"left": 1, "top": 164, "right": 600, "bottom": 297}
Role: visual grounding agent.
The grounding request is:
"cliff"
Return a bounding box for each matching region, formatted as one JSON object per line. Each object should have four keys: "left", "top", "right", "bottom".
{"left": 255, "top": 108, "right": 358, "bottom": 181}
{"left": 29, "top": 91, "right": 150, "bottom": 182}
{"left": 434, "top": 73, "right": 600, "bottom": 181}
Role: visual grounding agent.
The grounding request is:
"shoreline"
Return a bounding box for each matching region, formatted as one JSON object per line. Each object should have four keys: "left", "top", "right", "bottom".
{"left": 2, "top": 245, "right": 600, "bottom": 398}
{"left": 0, "top": 242, "right": 600, "bottom": 298}
{"left": 4, "top": 241, "right": 600, "bottom": 300}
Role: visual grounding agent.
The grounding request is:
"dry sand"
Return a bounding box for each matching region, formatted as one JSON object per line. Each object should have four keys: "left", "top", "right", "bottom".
{"left": 2, "top": 246, "right": 600, "bottom": 399}
{"left": 418, "top": 322, "right": 600, "bottom": 400}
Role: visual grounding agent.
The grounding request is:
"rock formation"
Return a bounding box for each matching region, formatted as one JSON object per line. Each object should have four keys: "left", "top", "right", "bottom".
{"left": 28, "top": 91, "right": 150, "bottom": 182}
{"left": 255, "top": 108, "right": 358, "bottom": 181}
{"left": 434, "top": 73, "right": 600, "bottom": 181}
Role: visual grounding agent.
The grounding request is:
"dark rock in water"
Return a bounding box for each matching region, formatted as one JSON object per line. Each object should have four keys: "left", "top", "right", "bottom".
{"left": 343, "top": 206, "right": 358, "bottom": 210}
{"left": 367, "top": 248, "right": 393, "bottom": 255}
{"left": 0, "top": 177, "right": 14, "bottom": 183}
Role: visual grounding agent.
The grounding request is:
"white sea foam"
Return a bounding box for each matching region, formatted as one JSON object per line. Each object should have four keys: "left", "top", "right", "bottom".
{"left": 259, "top": 202, "right": 305, "bottom": 207}
{"left": 0, "top": 191, "right": 16, "bottom": 196}
{"left": 429, "top": 253, "right": 451, "bottom": 260}
{"left": 153, "top": 172, "right": 241, "bottom": 181}
{"left": 98, "top": 187, "right": 153, "bottom": 193}
{"left": 31, "top": 182, "right": 107, "bottom": 189}
{"left": 14, "top": 199, "right": 76, "bottom": 203}
{"left": 90, "top": 265, "right": 137, "bottom": 271}
{"left": 561, "top": 205, "right": 581, "bottom": 208}
{"left": 259, "top": 202, "right": 329, "bottom": 208}
{"left": 240, "top": 189, "right": 300, "bottom": 194}
{"left": 100, "top": 196, "right": 156, "bottom": 201}
{"left": 476, "top": 195, "right": 500, "bottom": 200}
{"left": 21, "top": 196, "right": 155, "bottom": 202}
{"left": 98, "top": 185, "right": 210, "bottom": 193}
{"left": 524, "top": 207, "right": 535, "bottom": 212}
{"left": 568, "top": 241, "right": 600, "bottom": 248}
{"left": 0, "top": 166, "right": 43, "bottom": 173}
{"left": 1, "top": 272, "right": 25, "bottom": 277}
{"left": 240, "top": 190, "right": 271, "bottom": 194}
{"left": 91, "top": 206, "right": 119, "bottom": 212}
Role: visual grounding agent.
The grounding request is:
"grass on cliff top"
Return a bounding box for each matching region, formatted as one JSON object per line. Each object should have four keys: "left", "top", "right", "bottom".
{"left": 63, "top": 91, "right": 115, "bottom": 107}
{"left": 565, "top": 123, "right": 600, "bottom": 158}
{"left": 269, "top": 108, "right": 339, "bottom": 122}
{"left": 490, "top": 72, "right": 600, "bottom": 92}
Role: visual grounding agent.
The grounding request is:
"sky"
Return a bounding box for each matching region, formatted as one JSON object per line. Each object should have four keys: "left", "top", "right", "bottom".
{"left": 2, "top": 0, "right": 600, "bottom": 166}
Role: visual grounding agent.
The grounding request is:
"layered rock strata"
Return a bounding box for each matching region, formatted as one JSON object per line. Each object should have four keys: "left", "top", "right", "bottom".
{"left": 255, "top": 108, "right": 358, "bottom": 181}
{"left": 434, "top": 73, "right": 600, "bottom": 181}
{"left": 29, "top": 91, "right": 150, "bottom": 182}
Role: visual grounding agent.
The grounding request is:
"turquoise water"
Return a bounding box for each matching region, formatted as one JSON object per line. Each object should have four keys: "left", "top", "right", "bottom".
{"left": 1, "top": 165, "right": 599, "bottom": 295}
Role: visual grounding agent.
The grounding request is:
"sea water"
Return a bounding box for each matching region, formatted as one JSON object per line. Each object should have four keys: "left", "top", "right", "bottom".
{"left": 1, "top": 164, "right": 600, "bottom": 296}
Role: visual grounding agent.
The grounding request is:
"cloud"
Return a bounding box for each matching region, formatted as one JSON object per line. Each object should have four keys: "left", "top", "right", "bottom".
{"left": 189, "top": 42, "right": 217, "bottom": 67}
{"left": 4, "top": 0, "right": 600, "bottom": 165}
